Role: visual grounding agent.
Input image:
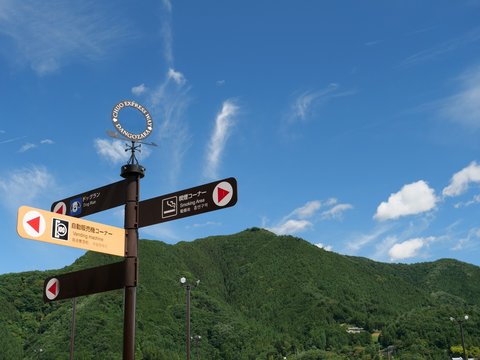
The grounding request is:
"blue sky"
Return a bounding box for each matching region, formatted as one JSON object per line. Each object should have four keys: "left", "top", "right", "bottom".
{"left": 1, "top": 1, "right": 480, "bottom": 274}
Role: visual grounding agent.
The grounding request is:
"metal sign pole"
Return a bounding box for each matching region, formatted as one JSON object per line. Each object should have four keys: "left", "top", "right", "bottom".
{"left": 121, "top": 162, "right": 144, "bottom": 360}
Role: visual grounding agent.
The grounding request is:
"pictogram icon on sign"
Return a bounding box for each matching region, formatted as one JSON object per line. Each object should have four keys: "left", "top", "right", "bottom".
{"left": 162, "top": 196, "right": 178, "bottom": 218}
{"left": 22, "top": 210, "right": 46, "bottom": 237}
{"left": 52, "top": 219, "right": 69, "bottom": 241}
{"left": 53, "top": 202, "right": 67, "bottom": 215}
{"left": 213, "top": 181, "right": 233, "bottom": 206}
{"left": 70, "top": 197, "right": 82, "bottom": 216}
{"left": 45, "top": 278, "right": 60, "bottom": 300}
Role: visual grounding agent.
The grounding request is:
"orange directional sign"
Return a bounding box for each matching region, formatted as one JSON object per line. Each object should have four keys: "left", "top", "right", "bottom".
{"left": 17, "top": 206, "right": 125, "bottom": 257}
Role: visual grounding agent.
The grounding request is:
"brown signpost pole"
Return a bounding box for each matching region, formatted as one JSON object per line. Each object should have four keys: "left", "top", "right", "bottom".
{"left": 121, "top": 161, "right": 144, "bottom": 360}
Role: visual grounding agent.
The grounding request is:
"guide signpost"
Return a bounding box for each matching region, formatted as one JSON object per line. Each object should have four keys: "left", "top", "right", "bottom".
{"left": 16, "top": 100, "right": 238, "bottom": 360}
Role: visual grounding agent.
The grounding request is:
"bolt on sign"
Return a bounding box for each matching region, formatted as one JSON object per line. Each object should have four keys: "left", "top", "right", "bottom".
{"left": 17, "top": 206, "right": 125, "bottom": 257}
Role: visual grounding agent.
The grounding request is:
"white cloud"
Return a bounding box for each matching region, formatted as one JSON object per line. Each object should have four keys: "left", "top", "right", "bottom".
{"left": 0, "top": 0, "right": 131, "bottom": 75}
{"left": 18, "top": 143, "right": 36, "bottom": 152}
{"left": 374, "top": 180, "right": 437, "bottom": 221}
{"left": 216, "top": 80, "right": 226, "bottom": 86}
{"left": 0, "top": 166, "right": 54, "bottom": 209}
{"left": 315, "top": 243, "right": 333, "bottom": 251}
{"left": 443, "top": 161, "right": 480, "bottom": 197}
{"left": 388, "top": 237, "right": 435, "bottom": 261}
{"left": 204, "top": 100, "right": 239, "bottom": 179}
{"left": 167, "top": 68, "right": 186, "bottom": 86}
{"left": 131, "top": 84, "right": 147, "bottom": 96}
{"left": 268, "top": 219, "right": 312, "bottom": 235}
{"left": 94, "top": 139, "right": 152, "bottom": 165}
{"left": 40, "top": 139, "right": 54, "bottom": 145}
{"left": 321, "top": 203, "right": 353, "bottom": 220}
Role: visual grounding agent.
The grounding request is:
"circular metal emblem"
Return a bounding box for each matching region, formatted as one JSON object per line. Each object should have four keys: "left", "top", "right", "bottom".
{"left": 111, "top": 100, "right": 153, "bottom": 141}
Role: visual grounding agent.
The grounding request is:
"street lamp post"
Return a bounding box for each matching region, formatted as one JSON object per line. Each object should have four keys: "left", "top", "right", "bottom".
{"left": 450, "top": 315, "right": 469, "bottom": 360}
{"left": 193, "top": 335, "right": 202, "bottom": 360}
{"left": 180, "top": 277, "right": 200, "bottom": 360}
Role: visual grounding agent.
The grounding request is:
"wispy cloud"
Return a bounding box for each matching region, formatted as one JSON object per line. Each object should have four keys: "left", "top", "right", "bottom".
{"left": 147, "top": 68, "right": 191, "bottom": 184}
{"left": 0, "top": 136, "right": 27, "bottom": 145}
{"left": 269, "top": 219, "right": 312, "bottom": 235}
{"left": 0, "top": 165, "right": 55, "bottom": 210}
{"left": 321, "top": 203, "right": 353, "bottom": 220}
{"left": 0, "top": 0, "right": 131, "bottom": 75}
{"left": 160, "top": 0, "right": 174, "bottom": 66}
{"left": 94, "top": 138, "right": 151, "bottom": 165}
{"left": 204, "top": 100, "right": 239, "bottom": 179}
{"left": 131, "top": 84, "right": 147, "bottom": 96}
{"left": 290, "top": 200, "right": 322, "bottom": 219}
{"left": 401, "top": 27, "right": 480, "bottom": 67}
{"left": 454, "top": 194, "right": 480, "bottom": 208}
{"left": 374, "top": 180, "right": 438, "bottom": 221}
{"left": 17, "top": 139, "right": 54, "bottom": 152}
{"left": 443, "top": 161, "right": 480, "bottom": 197}
{"left": 437, "top": 67, "right": 480, "bottom": 129}
{"left": 18, "top": 143, "right": 36, "bottom": 153}
{"left": 167, "top": 68, "right": 186, "bottom": 86}
{"left": 286, "top": 83, "right": 355, "bottom": 124}
{"left": 347, "top": 225, "right": 392, "bottom": 253}
{"left": 267, "top": 198, "right": 353, "bottom": 236}
{"left": 451, "top": 228, "right": 480, "bottom": 251}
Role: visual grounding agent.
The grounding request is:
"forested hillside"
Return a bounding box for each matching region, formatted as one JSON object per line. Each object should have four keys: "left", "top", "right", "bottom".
{"left": 1, "top": 228, "right": 479, "bottom": 359}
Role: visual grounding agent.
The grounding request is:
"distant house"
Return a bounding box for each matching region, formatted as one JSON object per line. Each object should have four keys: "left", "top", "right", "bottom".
{"left": 346, "top": 327, "right": 364, "bottom": 334}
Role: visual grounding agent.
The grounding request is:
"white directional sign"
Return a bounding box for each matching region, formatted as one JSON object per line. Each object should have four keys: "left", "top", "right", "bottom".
{"left": 45, "top": 278, "right": 60, "bottom": 300}
{"left": 17, "top": 206, "right": 125, "bottom": 257}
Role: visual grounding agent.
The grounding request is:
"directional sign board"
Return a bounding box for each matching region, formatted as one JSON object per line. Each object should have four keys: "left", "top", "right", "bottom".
{"left": 43, "top": 261, "right": 128, "bottom": 302}
{"left": 17, "top": 206, "right": 125, "bottom": 256}
{"left": 138, "top": 177, "right": 237, "bottom": 228}
{"left": 51, "top": 180, "right": 126, "bottom": 217}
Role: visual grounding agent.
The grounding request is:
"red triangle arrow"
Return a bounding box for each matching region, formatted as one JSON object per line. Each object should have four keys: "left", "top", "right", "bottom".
{"left": 27, "top": 217, "right": 41, "bottom": 233}
{"left": 48, "top": 281, "right": 57, "bottom": 296}
{"left": 217, "top": 187, "right": 230, "bottom": 203}
{"left": 55, "top": 205, "right": 65, "bottom": 214}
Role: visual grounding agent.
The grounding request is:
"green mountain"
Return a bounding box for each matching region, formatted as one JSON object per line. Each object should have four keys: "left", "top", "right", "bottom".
{"left": 1, "top": 228, "right": 479, "bottom": 359}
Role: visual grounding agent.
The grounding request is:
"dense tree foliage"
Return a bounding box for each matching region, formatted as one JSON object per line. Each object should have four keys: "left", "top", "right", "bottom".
{"left": 0, "top": 228, "right": 479, "bottom": 359}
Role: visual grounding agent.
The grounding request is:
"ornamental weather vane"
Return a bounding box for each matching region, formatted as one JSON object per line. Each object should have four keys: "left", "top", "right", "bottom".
{"left": 108, "top": 100, "right": 157, "bottom": 165}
